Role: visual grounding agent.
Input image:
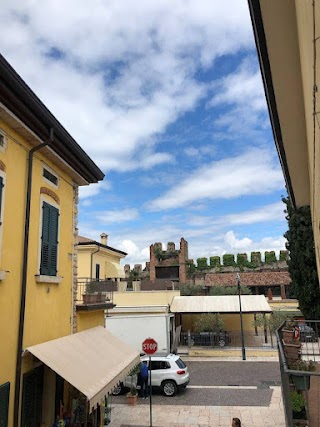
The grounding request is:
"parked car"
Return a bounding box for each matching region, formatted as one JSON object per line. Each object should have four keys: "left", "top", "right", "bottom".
{"left": 298, "top": 324, "right": 317, "bottom": 342}
{"left": 112, "top": 353, "right": 190, "bottom": 397}
{"left": 184, "top": 331, "right": 230, "bottom": 347}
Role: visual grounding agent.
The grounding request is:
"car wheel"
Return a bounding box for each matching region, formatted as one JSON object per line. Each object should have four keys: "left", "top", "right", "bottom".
{"left": 112, "top": 383, "right": 123, "bottom": 396}
{"left": 162, "top": 380, "right": 177, "bottom": 396}
{"left": 219, "top": 339, "right": 225, "bottom": 347}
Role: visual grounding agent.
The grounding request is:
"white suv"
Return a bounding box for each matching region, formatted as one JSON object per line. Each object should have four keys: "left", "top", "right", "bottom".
{"left": 113, "top": 353, "right": 190, "bottom": 397}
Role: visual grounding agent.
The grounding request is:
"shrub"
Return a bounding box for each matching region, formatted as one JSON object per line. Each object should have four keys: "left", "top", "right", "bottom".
{"left": 290, "top": 391, "right": 305, "bottom": 413}
{"left": 194, "top": 314, "right": 225, "bottom": 333}
{"left": 209, "top": 286, "right": 252, "bottom": 295}
{"left": 180, "top": 283, "right": 203, "bottom": 296}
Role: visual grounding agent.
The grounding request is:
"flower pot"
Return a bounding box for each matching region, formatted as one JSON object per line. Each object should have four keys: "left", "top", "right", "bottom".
{"left": 282, "top": 328, "right": 295, "bottom": 341}
{"left": 292, "top": 375, "right": 310, "bottom": 391}
{"left": 127, "top": 394, "right": 138, "bottom": 405}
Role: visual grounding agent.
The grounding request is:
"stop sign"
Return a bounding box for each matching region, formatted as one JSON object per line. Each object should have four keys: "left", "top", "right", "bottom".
{"left": 142, "top": 338, "right": 158, "bottom": 355}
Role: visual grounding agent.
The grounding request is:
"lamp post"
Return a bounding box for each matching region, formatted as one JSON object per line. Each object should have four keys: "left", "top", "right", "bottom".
{"left": 236, "top": 273, "right": 246, "bottom": 360}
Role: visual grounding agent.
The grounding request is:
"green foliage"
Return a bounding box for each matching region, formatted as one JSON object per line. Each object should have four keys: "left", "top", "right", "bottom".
{"left": 209, "top": 286, "right": 252, "bottom": 295}
{"left": 210, "top": 256, "right": 221, "bottom": 268}
{"left": 265, "top": 251, "right": 277, "bottom": 264}
{"left": 197, "top": 257, "right": 208, "bottom": 270}
{"left": 290, "top": 359, "right": 316, "bottom": 372}
{"left": 237, "top": 253, "right": 248, "bottom": 266}
{"left": 251, "top": 252, "right": 262, "bottom": 264}
{"left": 222, "top": 254, "right": 236, "bottom": 266}
{"left": 279, "top": 250, "right": 288, "bottom": 262}
{"left": 253, "top": 311, "right": 293, "bottom": 333}
{"left": 290, "top": 391, "right": 305, "bottom": 413}
{"left": 180, "top": 283, "right": 203, "bottom": 296}
{"left": 86, "top": 281, "right": 99, "bottom": 294}
{"left": 186, "top": 260, "right": 197, "bottom": 278}
{"left": 283, "top": 197, "right": 320, "bottom": 319}
{"left": 194, "top": 313, "right": 225, "bottom": 333}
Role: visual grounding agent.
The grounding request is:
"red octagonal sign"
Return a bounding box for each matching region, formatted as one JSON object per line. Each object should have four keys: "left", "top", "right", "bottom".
{"left": 142, "top": 338, "right": 158, "bottom": 355}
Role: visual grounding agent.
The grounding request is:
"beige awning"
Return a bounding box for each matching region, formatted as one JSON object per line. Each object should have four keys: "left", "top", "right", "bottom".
{"left": 26, "top": 326, "right": 140, "bottom": 410}
{"left": 170, "top": 295, "right": 272, "bottom": 314}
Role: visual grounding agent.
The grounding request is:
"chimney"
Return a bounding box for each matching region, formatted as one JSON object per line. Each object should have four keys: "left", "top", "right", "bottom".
{"left": 100, "top": 233, "right": 108, "bottom": 245}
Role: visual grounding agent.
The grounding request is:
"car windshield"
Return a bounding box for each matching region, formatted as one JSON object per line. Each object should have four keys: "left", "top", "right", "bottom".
{"left": 176, "top": 358, "right": 186, "bottom": 369}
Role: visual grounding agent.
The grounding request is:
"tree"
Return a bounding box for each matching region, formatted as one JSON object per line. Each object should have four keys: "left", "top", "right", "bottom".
{"left": 283, "top": 197, "right": 320, "bottom": 319}
{"left": 209, "top": 286, "right": 252, "bottom": 296}
{"left": 180, "top": 283, "right": 203, "bottom": 296}
{"left": 194, "top": 314, "right": 225, "bottom": 333}
{"left": 253, "top": 311, "right": 293, "bottom": 346}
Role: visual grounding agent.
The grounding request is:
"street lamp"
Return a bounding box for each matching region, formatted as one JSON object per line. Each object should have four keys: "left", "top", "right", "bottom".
{"left": 236, "top": 273, "right": 246, "bottom": 360}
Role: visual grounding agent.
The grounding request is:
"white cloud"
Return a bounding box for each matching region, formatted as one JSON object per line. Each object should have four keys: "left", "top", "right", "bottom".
{"left": 148, "top": 149, "right": 284, "bottom": 211}
{"left": 0, "top": 0, "right": 254, "bottom": 173}
{"left": 118, "top": 240, "right": 150, "bottom": 266}
{"left": 95, "top": 209, "right": 139, "bottom": 224}
{"left": 225, "top": 230, "right": 253, "bottom": 250}
{"left": 79, "top": 181, "right": 111, "bottom": 200}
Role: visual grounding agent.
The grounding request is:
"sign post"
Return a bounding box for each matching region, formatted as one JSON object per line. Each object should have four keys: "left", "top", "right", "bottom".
{"left": 142, "top": 338, "right": 158, "bottom": 427}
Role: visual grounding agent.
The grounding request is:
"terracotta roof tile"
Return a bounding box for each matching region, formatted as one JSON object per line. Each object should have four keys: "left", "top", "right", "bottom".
{"left": 205, "top": 271, "right": 291, "bottom": 287}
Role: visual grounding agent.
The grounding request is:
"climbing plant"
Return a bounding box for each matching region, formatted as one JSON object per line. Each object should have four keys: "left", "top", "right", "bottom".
{"left": 194, "top": 313, "right": 225, "bottom": 333}
{"left": 283, "top": 197, "right": 320, "bottom": 319}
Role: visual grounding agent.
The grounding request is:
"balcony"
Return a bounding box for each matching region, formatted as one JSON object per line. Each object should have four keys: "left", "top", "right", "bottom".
{"left": 76, "top": 278, "right": 117, "bottom": 311}
{"left": 277, "top": 320, "right": 320, "bottom": 427}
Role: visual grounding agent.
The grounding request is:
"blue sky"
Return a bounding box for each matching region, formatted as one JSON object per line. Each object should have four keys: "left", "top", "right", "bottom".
{"left": 1, "top": 0, "right": 287, "bottom": 266}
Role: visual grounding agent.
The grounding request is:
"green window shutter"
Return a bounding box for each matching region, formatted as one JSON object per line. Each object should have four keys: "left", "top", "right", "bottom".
{"left": 40, "top": 202, "right": 59, "bottom": 276}
{"left": 0, "top": 382, "right": 10, "bottom": 427}
{"left": 21, "top": 366, "right": 43, "bottom": 427}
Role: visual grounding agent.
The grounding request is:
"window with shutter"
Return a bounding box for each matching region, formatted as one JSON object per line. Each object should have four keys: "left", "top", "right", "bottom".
{"left": 21, "top": 366, "right": 43, "bottom": 427}
{"left": 40, "top": 202, "right": 59, "bottom": 276}
{"left": 0, "top": 382, "right": 10, "bottom": 427}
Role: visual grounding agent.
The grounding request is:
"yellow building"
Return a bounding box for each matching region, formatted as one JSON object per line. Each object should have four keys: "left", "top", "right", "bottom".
{"left": 248, "top": 0, "right": 320, "bottom": 279}
{"left": 77, "top": 233, "right": 126, "bottom": 282}
{"left": 0, "top": 55, "right": 139, "bottom": 427}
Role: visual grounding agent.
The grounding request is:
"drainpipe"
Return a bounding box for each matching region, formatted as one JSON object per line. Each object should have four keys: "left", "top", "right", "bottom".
{"left": 90, "top": 246, "right": 100, "bottom": 281}
{"left": 14, "top": 128, "right": 54, "bottom": 427}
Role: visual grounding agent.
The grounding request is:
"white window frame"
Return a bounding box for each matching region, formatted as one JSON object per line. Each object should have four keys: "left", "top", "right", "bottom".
{"left": 0, "top": 129, "right": 7, "bottom": 153}
{"left": 42, "top": 164, "right": 59, "bottom": 189}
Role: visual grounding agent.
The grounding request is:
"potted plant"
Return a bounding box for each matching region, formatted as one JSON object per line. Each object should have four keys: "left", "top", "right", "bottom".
{"left": 282, "top": 319, "right": 298, "bottom": 341}
{"left": 290, "top": 391, "right": 308, "bottom": 425}
{"left": 126, "top": 364, "right": 140, "bottom": 405}
{"left": 82, "top": 281, "right": 102, "bottom": 304}
{"left": 290, "top": 359, "right": 316, "bottom": 390}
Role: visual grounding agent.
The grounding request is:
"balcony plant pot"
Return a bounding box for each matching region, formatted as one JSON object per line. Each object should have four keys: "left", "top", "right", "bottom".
{"left": 82, "top": 293, "right": 101, "bottom": 304}
{"left": 282, "top": 328, "right": 295, "bottom": 341}
{"left": 292, "top": 375, "right": 310, "bottom": 391}
{"left": 290, "top": 359, "right": 316, "bottom": 391}
{"left": 283, "top": 339, "right": 301, "bottom": 363}
{"left": 291, "top": 391, "right": 308, "bottom": 425}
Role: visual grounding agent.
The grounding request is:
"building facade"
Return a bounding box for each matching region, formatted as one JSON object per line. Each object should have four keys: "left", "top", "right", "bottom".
{"left": 0, "top": 55, "right": 138, "bottom": 427}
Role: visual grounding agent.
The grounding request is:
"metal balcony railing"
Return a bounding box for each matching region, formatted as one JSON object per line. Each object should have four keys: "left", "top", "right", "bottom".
{"left": 276, "top": 320, "right": 320, "bottom": 427}
{"left": 180, "top": 330, "right": 277, "bottom": 348}
{"left": 76, "top": 278, "right": 117, "bottom": 306}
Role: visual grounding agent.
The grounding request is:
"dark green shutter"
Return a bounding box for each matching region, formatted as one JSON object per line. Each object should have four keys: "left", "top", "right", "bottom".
{"left": 21, "top": 366, "right": 43, "bottom": 427}
{"left": 0, "top": 382, "right": 10, "bottom": 427}
{"left": 40, "top": 202, "right": 59, "bottom": 276}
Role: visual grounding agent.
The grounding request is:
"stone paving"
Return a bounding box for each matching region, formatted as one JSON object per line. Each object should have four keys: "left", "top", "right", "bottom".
{"left": 109, "top": 386, "right": 286, "bottom": 427}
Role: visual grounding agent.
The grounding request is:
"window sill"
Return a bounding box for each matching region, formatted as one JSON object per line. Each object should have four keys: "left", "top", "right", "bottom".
{"left": 0, "top": 271, "right": 7, "bottom": 280}
{"left": 35, "top": 275, "right": 62, "bottom": 284}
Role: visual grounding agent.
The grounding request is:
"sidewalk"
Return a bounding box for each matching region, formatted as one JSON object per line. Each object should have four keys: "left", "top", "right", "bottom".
{"left": 109, "top": 386, "right": 286, "bottom": 427}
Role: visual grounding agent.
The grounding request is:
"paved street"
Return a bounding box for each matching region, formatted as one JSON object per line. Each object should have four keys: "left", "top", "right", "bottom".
{"left": 109, "top": 359, "right": 286, "bottom": 426}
